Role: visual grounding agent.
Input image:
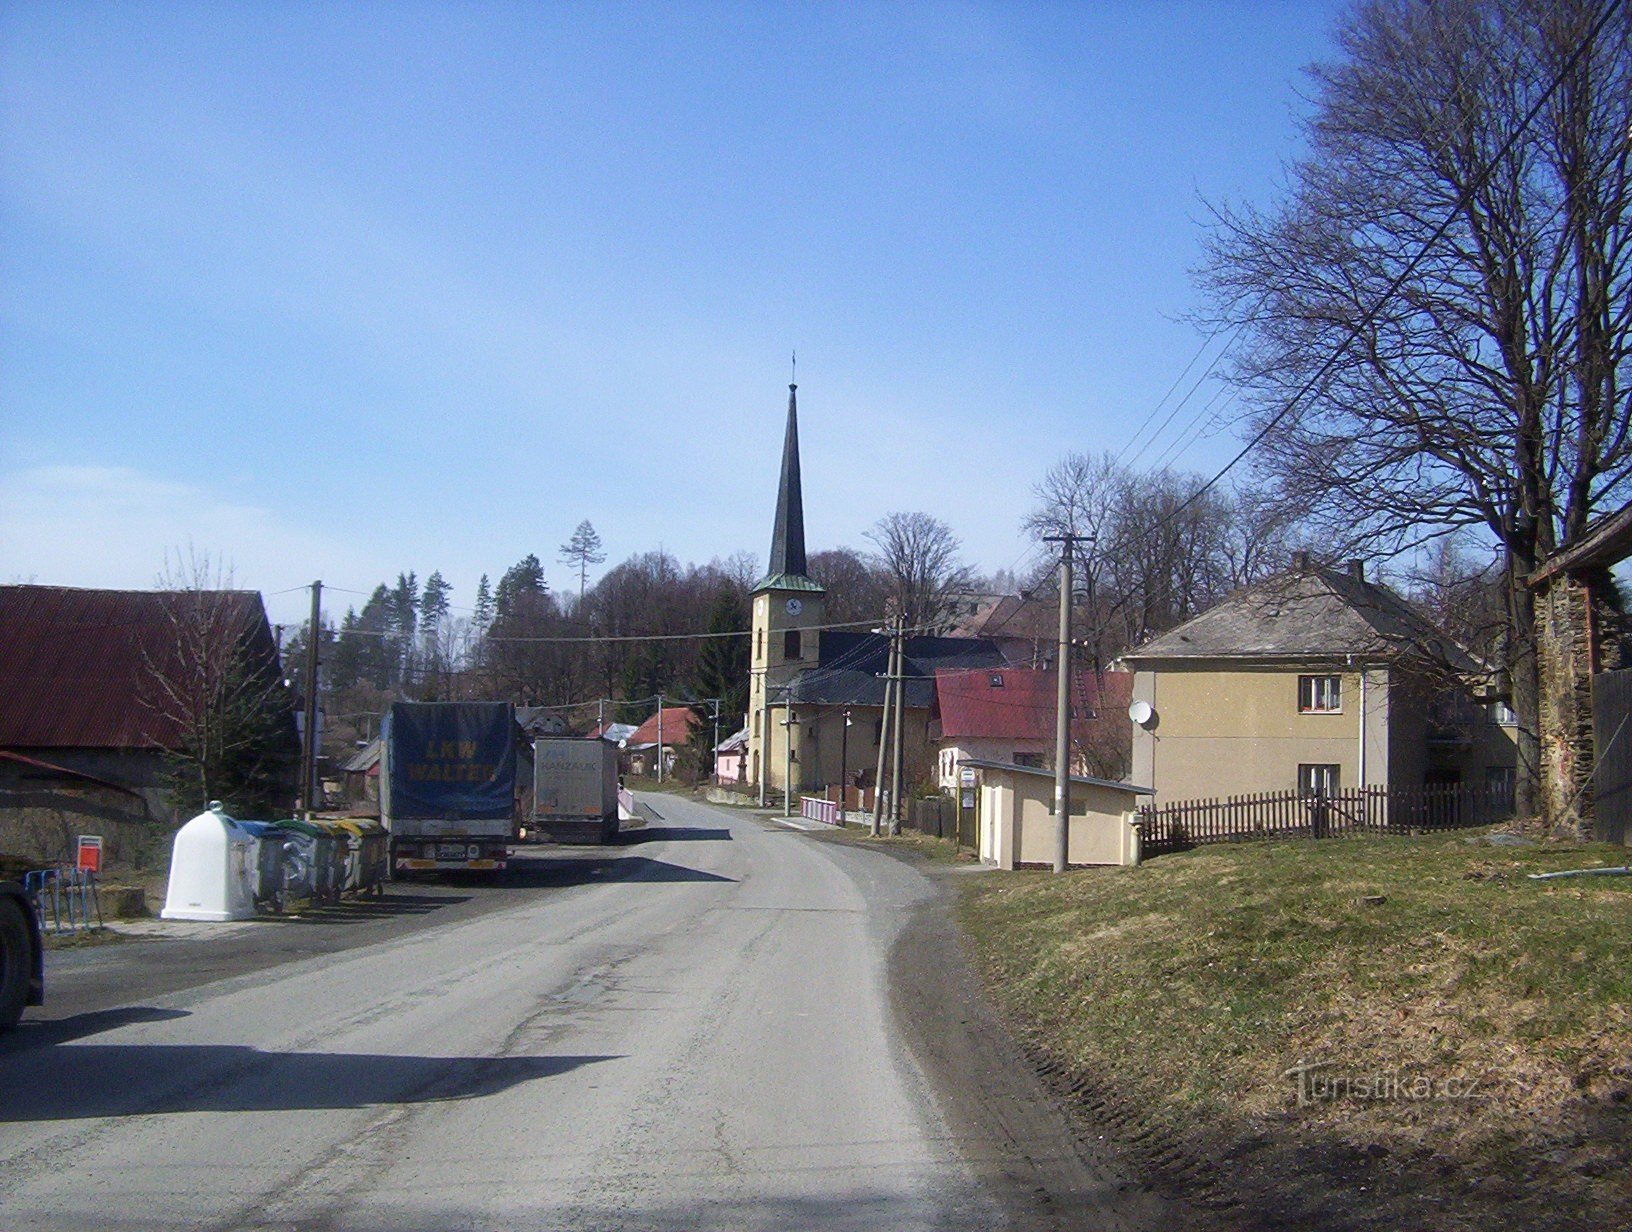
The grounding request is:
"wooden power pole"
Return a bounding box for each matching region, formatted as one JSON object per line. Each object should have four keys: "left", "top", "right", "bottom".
{"left": 301, "top": 580, "right": 322, "bottom": 820}
{"left": 870, "top": 615, "right": 897, "bottom": 836}
{"left": 1043, "top": 536, "right": 1080, "bottom": 873}
{"left": 889, "top": 618, "right": 906, "bottom": 837}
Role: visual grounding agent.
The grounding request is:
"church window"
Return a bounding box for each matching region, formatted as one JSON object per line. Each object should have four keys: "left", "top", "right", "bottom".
{"left": 784, "top": 629, "right": 801, "bottom": 660}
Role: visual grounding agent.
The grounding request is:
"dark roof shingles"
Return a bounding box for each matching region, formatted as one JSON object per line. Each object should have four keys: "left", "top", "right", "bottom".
{"left": 0, "top": 585, "right": 281, "bottom": 750}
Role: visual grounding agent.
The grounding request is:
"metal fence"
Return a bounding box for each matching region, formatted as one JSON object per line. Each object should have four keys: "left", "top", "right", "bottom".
{"left": 1140, "top": 783, "right": 1514, "bottom": 857}
{"left": 799, "top": 796, "right": 840, "bottom": 826}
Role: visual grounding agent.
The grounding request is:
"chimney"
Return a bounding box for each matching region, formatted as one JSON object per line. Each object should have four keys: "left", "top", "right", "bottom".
{"left": 1348, "top": 559, "right": 1365, "bottom": 581}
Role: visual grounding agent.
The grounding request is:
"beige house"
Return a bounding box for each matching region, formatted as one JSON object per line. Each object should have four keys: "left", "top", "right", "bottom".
{"left": 1123, "top": 559, "right": 1517, "bottom": 806}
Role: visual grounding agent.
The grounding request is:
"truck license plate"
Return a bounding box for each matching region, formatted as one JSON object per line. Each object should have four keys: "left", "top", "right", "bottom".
{"left": 436, "top": 843, "right": 470, "bottom": 860}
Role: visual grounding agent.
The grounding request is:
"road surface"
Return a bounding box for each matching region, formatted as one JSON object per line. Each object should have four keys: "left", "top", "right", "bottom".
{"left": 1, "top": 796, "right": 1179, "bottom": 1231}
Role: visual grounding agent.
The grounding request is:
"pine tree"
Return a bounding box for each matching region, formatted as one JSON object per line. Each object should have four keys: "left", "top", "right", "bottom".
{"left": 559, "top": 520, "right": 606, "bottom": 607}
{"left": 692, "top": 585, "right": 749, "bottom": 728}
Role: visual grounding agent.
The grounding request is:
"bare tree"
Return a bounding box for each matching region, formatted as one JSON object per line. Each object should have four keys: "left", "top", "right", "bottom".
{"left": 139, "top": 551, "right": 298, "bottom": 816}
{"left": 808, "top": 547, "right": 893, "bottom": 626}
{"left": 1196, "top": 0, "right": 1632, "bottom": 813}
{"left": 864, "top": 512, "right": 972, "bottom": 632}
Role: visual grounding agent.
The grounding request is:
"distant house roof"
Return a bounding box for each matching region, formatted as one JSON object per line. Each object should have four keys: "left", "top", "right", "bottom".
{"left": 945, "top": 593, "right": 1062, "bottom": 644}
{"left": 783, "top": 631, "right": 1006, "bottom": 709}
{"left": 339, "top": 738, "right": 382, "bottom": 775}
{"left": 626, "top": 707, "right": 700, "bottom": 748}
{"left": 936, "top": 667, "right": 1132, "bottom": 743}
{"left": 715, "top": 726, "right": 749, "bottom": 754}
{"left": 0, "top": 584, "right": 288, "bottom": 751}
{"left": 1121, "top": 564, "right": 1479, "bottom": 671}
{"left": 515, "top": 707, "right": 567, "bottom": 737}
{"left": 587, "top": 721, "right": 639, "bottom": 744}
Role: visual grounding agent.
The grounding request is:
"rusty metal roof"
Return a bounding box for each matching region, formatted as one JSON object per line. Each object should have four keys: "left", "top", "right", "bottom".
{"left": 0, "top": 585, "right": 283, "bottom": 750}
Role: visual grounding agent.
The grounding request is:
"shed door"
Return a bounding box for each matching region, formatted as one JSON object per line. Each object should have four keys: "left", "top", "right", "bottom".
{"left": 979, "top": 785, "right": 998, "bottom": 862}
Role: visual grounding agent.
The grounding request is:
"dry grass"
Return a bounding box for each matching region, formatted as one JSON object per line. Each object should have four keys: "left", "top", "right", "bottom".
{"left": 959, "top": 831, "right": 1632, "bottom": 1227}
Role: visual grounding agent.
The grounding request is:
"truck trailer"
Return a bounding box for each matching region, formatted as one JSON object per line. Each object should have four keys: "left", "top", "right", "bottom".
{"left": 381, "top": 701, "right": 524, "bottom": 875}
{"left": 529, "top": 737, "right": 619, "bottom": 844}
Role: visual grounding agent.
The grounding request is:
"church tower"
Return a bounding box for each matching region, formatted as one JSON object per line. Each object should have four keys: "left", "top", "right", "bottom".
{"left": 747, "top": 380, "right": 826, "bottom": 799}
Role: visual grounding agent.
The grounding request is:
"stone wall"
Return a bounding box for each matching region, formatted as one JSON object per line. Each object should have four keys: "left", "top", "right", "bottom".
{"left": 1535, "top": 571, "right": 1623, "bottom": 835}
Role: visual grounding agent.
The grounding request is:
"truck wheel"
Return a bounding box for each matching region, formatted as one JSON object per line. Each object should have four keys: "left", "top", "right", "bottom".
{"left": 0, "top": 897, "right": 33, "bottom": 1032}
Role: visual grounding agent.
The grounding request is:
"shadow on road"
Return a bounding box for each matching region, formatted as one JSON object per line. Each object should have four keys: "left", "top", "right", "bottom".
{"left": 626, "top": 825, "right": 733, "bottom": 844}
{"left": 505, "top": 855, "right": 735, "bottom": 888}
{"left": 0, "top": 1046, "right": 619, "bottom": 1120}
{"left": 0, "top": 1006, "right": 191, "bottom": 1055}
{"left": 272, "top": 892, "right": 472, "bottom": 924}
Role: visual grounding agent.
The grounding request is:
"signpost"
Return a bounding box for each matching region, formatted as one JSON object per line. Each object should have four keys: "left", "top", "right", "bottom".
{"left": 76, "top": 835, "right": 103, "bottom": 874}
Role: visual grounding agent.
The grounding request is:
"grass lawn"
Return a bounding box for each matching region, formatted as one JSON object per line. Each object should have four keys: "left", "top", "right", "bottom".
{"left": 959, "top": 831, "right": 1632, "bottom": 1229}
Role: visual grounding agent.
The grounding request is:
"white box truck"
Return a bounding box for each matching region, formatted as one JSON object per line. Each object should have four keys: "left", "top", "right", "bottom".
{"left": 529, "top": 738, "right": 619, "bottom": 844}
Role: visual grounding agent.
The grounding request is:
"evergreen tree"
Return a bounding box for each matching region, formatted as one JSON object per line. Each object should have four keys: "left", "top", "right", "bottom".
{"left": 559, "top": 520, "right": 606, "bottom": 607}
{"left": 390, "top": 572, "right": 419, "bottom": 686}
{"left": 692, "top": 585, "right": 749, "bottom": 728}
{"left": 472, "top": 574, "right": 495, "bottom": 635}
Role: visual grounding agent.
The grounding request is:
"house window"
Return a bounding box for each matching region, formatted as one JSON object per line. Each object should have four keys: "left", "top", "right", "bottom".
{"left": 1298, "top": 764, "right": 1340, "bottom": 798}
{"left": 989, "top": 672, "right": 1004, "bottom": 688}
{"left": 1489, "top": 700, "right": 1516, "bottom": 726}
{"left": 1013, "top": 752, "right": 1042, "bottom": 768}
{"left": 1298, "top": 675, "right": 1342, "bottom": 713}
{"left": 784, "top": 629, "right": 801, "bottom": 660}
{"left": 1485, "top": 765, "right": 1515, "bottom": 809}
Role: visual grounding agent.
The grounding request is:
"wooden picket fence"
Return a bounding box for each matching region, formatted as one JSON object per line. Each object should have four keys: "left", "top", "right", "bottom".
{"left": 1140, "top": 783, "right": 1514, "bottom": 857}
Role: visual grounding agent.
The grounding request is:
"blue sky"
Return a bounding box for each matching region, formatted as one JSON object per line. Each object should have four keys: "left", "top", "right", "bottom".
{"left": 1, "top": 1, "right": 1340, "bottom": 627}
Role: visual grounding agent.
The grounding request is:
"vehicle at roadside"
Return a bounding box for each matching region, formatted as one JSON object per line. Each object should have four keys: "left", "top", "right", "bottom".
{"left": 381, "top": 701, "right": 528, "bottom": 876}
{"left": 526, "top": 737, "right": 619, "bottom": 844}
{"left": 0, "top": 857, "right": 45, "bottom": 1030}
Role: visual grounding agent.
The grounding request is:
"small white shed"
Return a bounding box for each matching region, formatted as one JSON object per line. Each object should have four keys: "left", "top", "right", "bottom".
{"left": 161, "top": 805, "right": 258, "bottom": 921}
{"left": 961, "top": 759, "right": 1152, "bottom": 870}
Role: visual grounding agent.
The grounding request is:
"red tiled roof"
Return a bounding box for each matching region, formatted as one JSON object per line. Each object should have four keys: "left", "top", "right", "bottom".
{"left": 0, "top": 585, "right": 283, "bottom": 751}
{"left": 935, "top": 667, "right": 1133, "bottom": 741}
{"left": 626, "top": 706, "right": 700, "bottom": 747}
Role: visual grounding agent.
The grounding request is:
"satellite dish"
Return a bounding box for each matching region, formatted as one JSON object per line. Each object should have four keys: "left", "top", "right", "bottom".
{"left": 1127, "top": 699, "right": 1155, "bottom": 727}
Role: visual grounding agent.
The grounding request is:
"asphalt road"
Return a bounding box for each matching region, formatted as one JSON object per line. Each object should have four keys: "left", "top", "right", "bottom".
{"left": 0, "top": 796, "right": 1183, "bottom": 1232}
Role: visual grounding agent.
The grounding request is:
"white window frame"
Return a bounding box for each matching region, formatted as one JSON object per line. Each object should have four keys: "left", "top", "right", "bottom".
{"left": 1298, "top": 674, "right": 1343, "bottom": 714}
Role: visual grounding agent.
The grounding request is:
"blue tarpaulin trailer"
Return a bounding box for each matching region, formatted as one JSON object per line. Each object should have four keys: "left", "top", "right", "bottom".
{"left": 380, "top": 702, "right": 524, "bottom": 875}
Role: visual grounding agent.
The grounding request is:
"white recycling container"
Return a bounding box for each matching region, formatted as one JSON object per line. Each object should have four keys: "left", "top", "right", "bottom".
{"left": 161, "top": 803, "right": 258, "bottom": 921}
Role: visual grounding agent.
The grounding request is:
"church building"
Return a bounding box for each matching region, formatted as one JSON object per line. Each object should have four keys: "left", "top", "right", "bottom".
{"left": 745, "top": 382, "right": 1005, "bottom": 802}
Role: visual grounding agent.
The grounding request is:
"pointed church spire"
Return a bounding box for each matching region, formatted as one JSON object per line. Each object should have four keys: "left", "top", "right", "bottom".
{"left": 754, "top": 379, "right": 823, "bottom": 594}
{"left": 769, "top": 381, "right": 807, "bottom": 578}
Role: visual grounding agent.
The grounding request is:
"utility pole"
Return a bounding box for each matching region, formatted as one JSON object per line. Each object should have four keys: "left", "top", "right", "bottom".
{"left": 597, "top": 697, "right": 605, "bottom": 735}
{"left": 839, "top": 708, "right": 852, "bottom": 821}
{"left": 301, "top": 580, "right": 322, "bottom": 820}
{"left": 783, "top": 705, "right": 796, "bottom": 817}
{"left": 656, "top": 693, "right": 664, "bottom": 782}
{"left": 870, "top": 616, "right": 896, "bottom": 836}
{"left": 889, "top": 617, "right": 906, "bottom": 837}
{"left": 711, "top": 698, "right": 721, "bottom": 787}
{"left": 1043, "top": 536, "right": 1080, "bottom": 873}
